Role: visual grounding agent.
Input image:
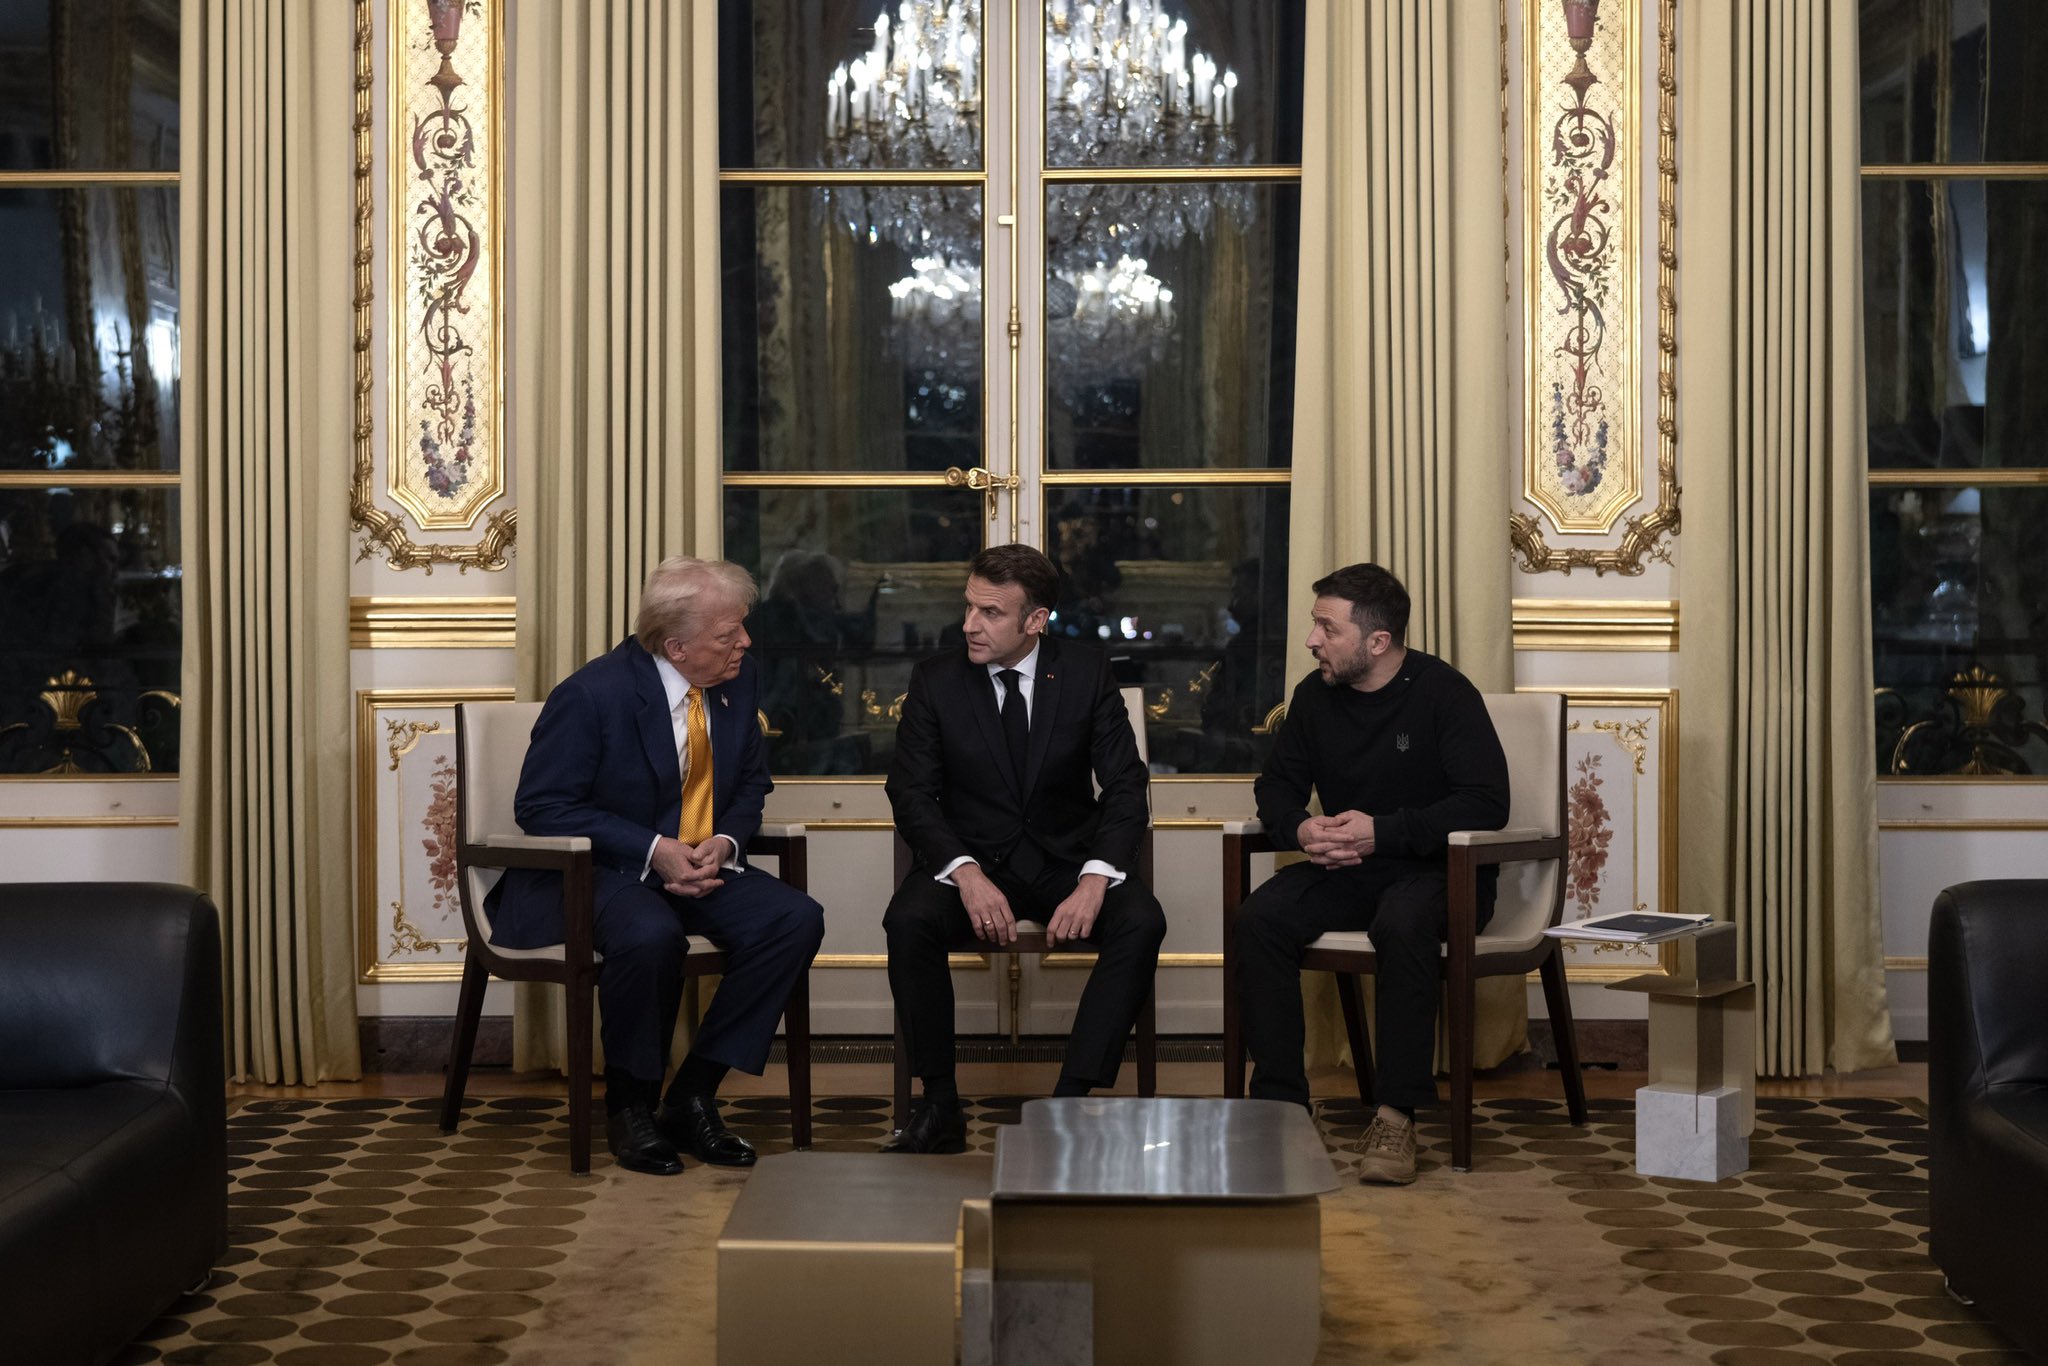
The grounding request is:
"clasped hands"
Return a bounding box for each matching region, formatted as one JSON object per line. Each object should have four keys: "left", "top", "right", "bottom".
{"left": 956, "top": 863, "right": 1108, "bottom": 947}
{"left": 1296, "top": 810, "right": 1376, "bottom": 867}
{"left": 652, "top": 835, "right": 728, "bottom": 898}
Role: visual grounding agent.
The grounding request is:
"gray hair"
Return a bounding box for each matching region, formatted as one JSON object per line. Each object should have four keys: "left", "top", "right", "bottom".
{"left": 634, "top": 557, "right": 758, "bottom": 653}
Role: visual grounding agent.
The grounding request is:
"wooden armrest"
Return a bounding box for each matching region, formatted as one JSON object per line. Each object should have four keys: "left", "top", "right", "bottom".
{"left": 1447, "top": 829, "right": 1563, "bottom": 867}
{"left": 747, "top": 826, "right": 810, "bottom": 894}
{"left": 1449, "top": 826, "right": 1546, "bottom": 847}
{"left": 1220, "top": 818, "right": 1266, "bottom": 837}
{"left": 464, "top": 833, "right": 592, "bottom": 872}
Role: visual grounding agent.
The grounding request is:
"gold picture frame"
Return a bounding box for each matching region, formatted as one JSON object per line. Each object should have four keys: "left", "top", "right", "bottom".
{"left": 1510, "top": 0, "right": 1680, "bottom": 576}
{"left": 355, "top": 686, "right": 513, "bottom": 982}
{"left": 351, "top": 0, "right": 516, "bottom": 573}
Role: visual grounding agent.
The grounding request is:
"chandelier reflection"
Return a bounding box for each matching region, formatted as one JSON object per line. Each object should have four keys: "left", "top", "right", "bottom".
{"left": 885, "top": 253, "right": 1177, "bottom": 379}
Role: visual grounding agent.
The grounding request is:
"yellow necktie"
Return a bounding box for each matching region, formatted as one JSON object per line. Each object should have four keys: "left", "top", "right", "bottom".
{"left": 678, "top": 686, "right": 715, "bottom": 845}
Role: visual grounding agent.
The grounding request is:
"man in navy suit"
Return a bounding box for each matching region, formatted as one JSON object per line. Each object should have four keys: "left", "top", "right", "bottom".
{"left": 882, "top": 544, "right": 1164, "bottom": 1153}
{"left": 489, "top": 557, "right": 824, "bottom": 1176}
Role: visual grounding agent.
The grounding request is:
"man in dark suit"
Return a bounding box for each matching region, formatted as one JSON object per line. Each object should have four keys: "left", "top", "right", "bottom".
{"left": 489, "top": 557, "right": 824, "bottom": 1176}
{"left": 882, "top": 543, "right": 1165, "bottom": 1153}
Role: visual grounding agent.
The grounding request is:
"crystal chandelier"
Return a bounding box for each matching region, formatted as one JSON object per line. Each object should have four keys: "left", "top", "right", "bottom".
{"left": 820, "top": 1, "right": 984, "bottom": 264}
{"left": 824, "top": 0, "right": 1245, "bottom": 377}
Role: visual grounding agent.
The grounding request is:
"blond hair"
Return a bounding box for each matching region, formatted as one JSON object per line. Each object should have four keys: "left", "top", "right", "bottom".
{"left": 634, "top": 557, "right": 758, "bottom": 653}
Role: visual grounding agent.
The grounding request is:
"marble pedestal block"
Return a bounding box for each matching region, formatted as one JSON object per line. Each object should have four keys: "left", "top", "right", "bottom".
{"left": 1635, "top": 1083, "right": 1748, "bottom": 1182}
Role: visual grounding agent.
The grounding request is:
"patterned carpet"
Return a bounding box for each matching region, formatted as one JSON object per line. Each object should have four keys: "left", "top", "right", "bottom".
{"left": 114, "top": 1095, "right": 2028, "bottom": 1364}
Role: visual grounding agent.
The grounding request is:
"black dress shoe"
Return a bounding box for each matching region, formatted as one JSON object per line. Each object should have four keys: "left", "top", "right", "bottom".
{"left": 881, "top": 1100, "right": 969, "bottom": 1154}
{"left": 606, "top": 1102, "right": 682, "bottom": 1176}
{"left": 658, "top": 1094, "right": 758, "bottom": 1168}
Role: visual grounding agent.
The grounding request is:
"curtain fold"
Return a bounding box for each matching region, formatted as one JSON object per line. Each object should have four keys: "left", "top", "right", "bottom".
{"left": 179, "top": 0, "right": 362, "bottom": 1083}
{"left": 1290, "top": 0, "right": 1520, "bottom": 1070}
{"left": 506, "top": 0, "right": 723, "bottom": 1070}
{"left": 1677, "top": 0, "right": 1895, "bottom": 1076}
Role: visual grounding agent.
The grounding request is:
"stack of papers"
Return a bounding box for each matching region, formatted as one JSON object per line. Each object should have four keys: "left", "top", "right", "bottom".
{"left": 1545, "top": 911, "right": 1715, "bottom": 944}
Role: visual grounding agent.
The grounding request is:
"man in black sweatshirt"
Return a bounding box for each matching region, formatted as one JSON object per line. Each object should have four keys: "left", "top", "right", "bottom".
{"left": 1235, "top": 563, "right": 1509, "bottom": 1185}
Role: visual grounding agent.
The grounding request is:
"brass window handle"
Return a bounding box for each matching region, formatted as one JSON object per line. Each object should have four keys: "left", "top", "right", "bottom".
{"left": 944, "top": 465, "right": 1021, "bottom": 519}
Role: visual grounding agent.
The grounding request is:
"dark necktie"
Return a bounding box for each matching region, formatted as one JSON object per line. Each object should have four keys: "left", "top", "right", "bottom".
{"left": 997, "top": 667, "right": 1029, "bottom": 783}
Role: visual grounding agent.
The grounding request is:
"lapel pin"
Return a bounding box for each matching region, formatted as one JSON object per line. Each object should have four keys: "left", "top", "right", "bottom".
{"left": 720, "top": 694, "right": 728, "bottom": 707}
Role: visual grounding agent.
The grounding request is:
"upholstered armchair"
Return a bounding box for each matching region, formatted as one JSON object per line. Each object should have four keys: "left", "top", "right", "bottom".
{"left": 1220, "top": 691, "right": 1587, "bottom": 1171}
{"left": 440, "top": 701, "right": 813, "bottom": 1172}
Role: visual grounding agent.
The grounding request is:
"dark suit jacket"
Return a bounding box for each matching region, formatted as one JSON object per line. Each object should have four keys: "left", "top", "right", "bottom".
{"left": 487, "top": 638, "right": 772, "bottom": 948}
{"left": 886, "top": 636, "right": 1147, "bottom": 875}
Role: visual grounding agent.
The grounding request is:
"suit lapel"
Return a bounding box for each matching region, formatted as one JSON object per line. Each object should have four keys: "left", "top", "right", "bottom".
{"left": 962, "top": 653, "right": 1021, "bottom": 794}
{"left": 630, "top": 643, "right": 682, "bottom": 806}
{"left": 1023, "top": 638, "right": 1060, "bottom": 798}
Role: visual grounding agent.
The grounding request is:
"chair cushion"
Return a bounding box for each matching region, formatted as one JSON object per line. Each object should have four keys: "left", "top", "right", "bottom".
{"left": 475, "top": 932, "right": 722, "bottom": 964}
{"left": 1308, "top": 925, "right": 1549, "bottom": 958}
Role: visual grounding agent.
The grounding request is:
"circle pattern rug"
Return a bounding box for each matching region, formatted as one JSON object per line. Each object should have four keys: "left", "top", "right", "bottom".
{"left": 115, "top": 1095, "right": 2025, "bottom": 1365}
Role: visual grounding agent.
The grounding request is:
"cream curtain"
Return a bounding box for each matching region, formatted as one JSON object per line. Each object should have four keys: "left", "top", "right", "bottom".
{"left": 1289, "top": 0, "right": 1521, "bottom": 1071}
{"left": 1677, "top": 0, "right": 1895, "bottom": 1075}
{"left": 506, "top": 0, "right": 723, "bottom": 1070}
{"left": 179, "top": 0, "right": 362, "bottom": 1082}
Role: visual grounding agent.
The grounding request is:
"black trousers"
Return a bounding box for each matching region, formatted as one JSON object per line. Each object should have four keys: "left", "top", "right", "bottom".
{"left": 1234, "top": 860, "right": 1491, "bottom": 1111}
{"left": 884, "top": 856, "right": 1165, "bottom": 1088}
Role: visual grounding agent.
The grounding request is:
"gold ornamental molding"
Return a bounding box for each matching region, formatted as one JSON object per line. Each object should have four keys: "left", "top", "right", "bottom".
{"left": 1512, "top": 598, "right": 1678, "bottom": 652}
{"left": 1511, "top": 0, "right": 1680, "bottom": 576}
{"left": 351, "top": 0, "right": 516, "bottom": 574}
{"left": 349, "top": 596, "right": 517, "bottom": 649}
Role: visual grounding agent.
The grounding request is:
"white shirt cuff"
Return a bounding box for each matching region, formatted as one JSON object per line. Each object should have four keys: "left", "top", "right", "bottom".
{"left": 642, "top": 834, "right": 660, "bottom": 881}
{"left": 1079, "top": 859, "right": 1126, "bottom": 888}
{"left": 937, "top": 855, "right": 1125, "bottom": 888}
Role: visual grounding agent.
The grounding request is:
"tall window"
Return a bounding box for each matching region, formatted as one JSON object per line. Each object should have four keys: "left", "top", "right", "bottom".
{"left": 1861, "top": 0, "right": 2048, "bottom": 776}
{"left": 718, "top": 0, "right": 1303, "bottom": 777}
{"left": 0, "top": 0, "right": 181, "bottom": 776}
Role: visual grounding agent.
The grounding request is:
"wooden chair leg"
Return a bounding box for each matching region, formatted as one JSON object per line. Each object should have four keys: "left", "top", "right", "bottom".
{"left": 1334, "top": 972, "right": 1374, "bottom": 1109}
{"left": 439, "top": 952, "right": 489, "bottom": 1133}
{"left": 565, "top": 971, "right": 594, "bottom": 1176}
{"left": 1540, "top": 950, "right": 1589, "bottom": 1125}
{"left": 784, "top": 973, "right": 812, "bottom": 1149}
{"left": 1136, "top": 986, "right": 1157, "bottom": 1098}
{"left": 1447, "top": 972, "right": 1476, "bottom": 1172}
{"left": 892, "top": 1009, "right": 912, "bottom": 1131}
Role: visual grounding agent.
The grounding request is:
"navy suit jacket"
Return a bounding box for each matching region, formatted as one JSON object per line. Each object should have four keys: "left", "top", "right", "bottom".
{"left": 487, "top": 638, "right": 773, "bottom": 949}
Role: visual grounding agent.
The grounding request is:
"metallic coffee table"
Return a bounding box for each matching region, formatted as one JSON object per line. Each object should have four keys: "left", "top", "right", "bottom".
{"left": 981, "top": 1098, "right": 1339, "bottom": 1366}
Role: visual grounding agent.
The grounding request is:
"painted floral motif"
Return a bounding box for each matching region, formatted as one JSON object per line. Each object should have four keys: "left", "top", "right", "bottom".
{"left": 420, "top": 752, "right": 460, "bottom": 915}
{"left": 1566, "top": 750, "right": 1613, "bottom": 912}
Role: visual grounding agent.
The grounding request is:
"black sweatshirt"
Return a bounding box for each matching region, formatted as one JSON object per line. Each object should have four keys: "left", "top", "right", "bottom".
{"left": 1255, "top": 651, "right": 1511, "bottom": 876}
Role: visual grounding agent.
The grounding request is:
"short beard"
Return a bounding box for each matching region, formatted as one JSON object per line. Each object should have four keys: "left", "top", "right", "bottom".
{"left": 1318, "top": 654, "right": 1370, "bottom": 688}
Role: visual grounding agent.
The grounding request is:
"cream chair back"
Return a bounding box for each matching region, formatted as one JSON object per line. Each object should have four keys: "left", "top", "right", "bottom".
{"left": 456, "top": 701, "right": 544, "bottom": 941}
{"left": 1480, "top": 691, "right": 1566, "bottom": 953}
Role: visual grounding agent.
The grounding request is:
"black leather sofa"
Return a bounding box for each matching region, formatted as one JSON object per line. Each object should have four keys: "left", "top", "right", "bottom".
{"left": 1929, "top": 879, "right": 2048, "bottom": 1362}
{"left": 0, "top": 883, "right": 227, "bottom": 1365}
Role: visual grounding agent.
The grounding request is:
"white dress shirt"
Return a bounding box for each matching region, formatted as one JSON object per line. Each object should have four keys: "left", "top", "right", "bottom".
{"left": 642, "top": 653, "right": 742, "bottom": 880}
{"left": 935, "top": 640, "right": 1127, "bottom": 889}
